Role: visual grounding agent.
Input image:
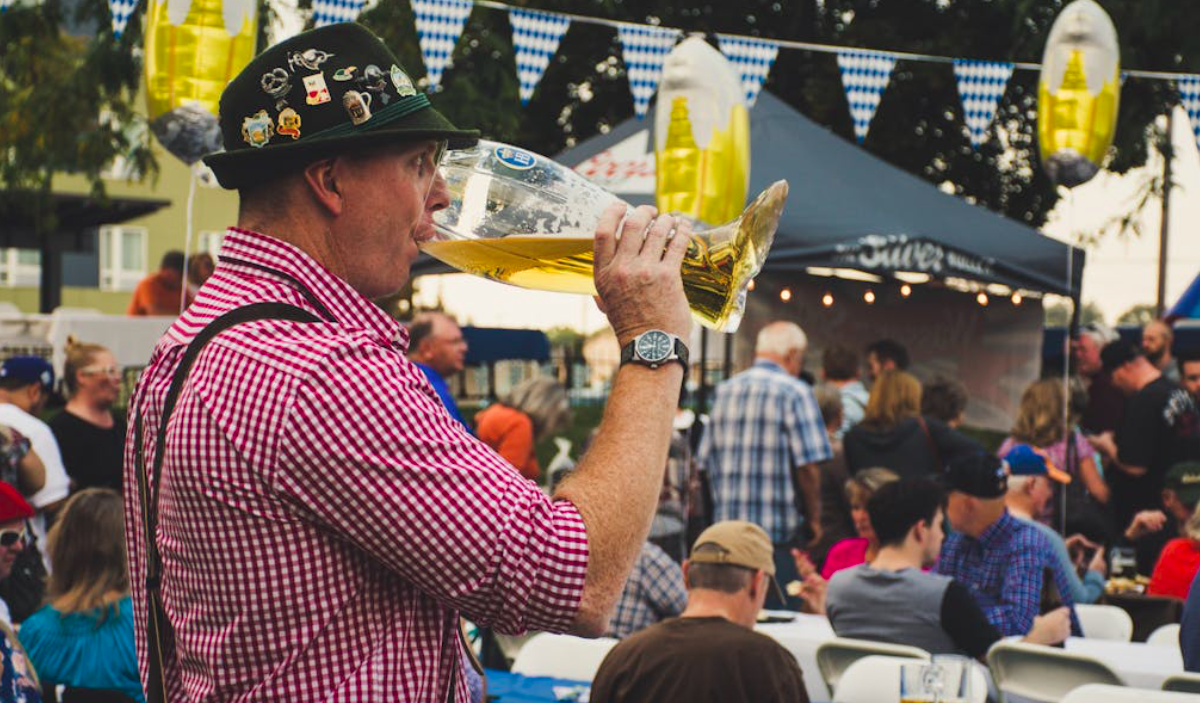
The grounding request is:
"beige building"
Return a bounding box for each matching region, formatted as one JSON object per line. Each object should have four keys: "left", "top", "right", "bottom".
{"left": 0, "top": 145, "right": 238, "bottom": 314}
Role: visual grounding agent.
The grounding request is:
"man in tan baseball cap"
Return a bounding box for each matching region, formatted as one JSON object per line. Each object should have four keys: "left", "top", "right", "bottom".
{"left": 590, "top": 520, "right": 809, "bottom": 703}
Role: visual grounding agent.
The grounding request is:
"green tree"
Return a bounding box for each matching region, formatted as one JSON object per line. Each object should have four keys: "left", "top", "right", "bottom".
{"left": 1117, "top": 303, "right": 1156, "bottom": 326}
{"left": 1044, "top": 299, "right": 1104, "bottom": 327}
{"left": 0, "top": 0, "right": 157, "bottom": 225}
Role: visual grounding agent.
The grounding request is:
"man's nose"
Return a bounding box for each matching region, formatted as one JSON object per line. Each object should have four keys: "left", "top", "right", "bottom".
{"left": 426, "top": 172, "right": 449, "bottom": 213}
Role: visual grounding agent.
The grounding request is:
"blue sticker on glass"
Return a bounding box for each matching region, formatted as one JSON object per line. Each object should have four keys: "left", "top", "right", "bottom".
{"left": 494, "top": 146, "right": 536, "bottom": 171}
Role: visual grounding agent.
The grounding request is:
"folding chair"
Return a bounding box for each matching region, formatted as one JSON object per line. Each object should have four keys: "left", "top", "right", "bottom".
{"left": 1063, "top": 683, "right": 1199, "bottom": 702}
{"left": 987, "top": 640, "right": 1124, "bottom": 703}
{"left": 815, "top": 637, "right": 930, "bottom": 693}
{"left": 1075, "top": 604, "right": 1134, "bottom": 642}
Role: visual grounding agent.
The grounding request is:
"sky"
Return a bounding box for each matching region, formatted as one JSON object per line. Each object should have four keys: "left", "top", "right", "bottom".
{"left": 416, "top": 105, "right": 1200, "bottom": 333}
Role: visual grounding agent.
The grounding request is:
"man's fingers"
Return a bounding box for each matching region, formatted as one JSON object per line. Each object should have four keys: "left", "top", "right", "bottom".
{"left": 662, "top": 218, "right": 693, "bottom": 268}
{"left": 593, "top": 202, "right": 626, "bottom": 267}
{"left": 640, "top": 214, "right": 675, "bottom": 258}
{"left": 615, "top": 205, "right": 657, "bottom": 259}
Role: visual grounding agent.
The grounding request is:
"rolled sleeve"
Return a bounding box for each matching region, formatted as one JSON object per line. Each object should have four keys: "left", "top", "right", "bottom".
{"left": 274, "top": 341, "right": 588, "bottom": 635}
{"left": 785, "top": 387, "right": 832, "bottom": 467}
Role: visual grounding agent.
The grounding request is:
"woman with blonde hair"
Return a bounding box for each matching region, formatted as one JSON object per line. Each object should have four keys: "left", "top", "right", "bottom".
{"left": 999, "top": 378, "right": 1109, "bottom": 530}
{"left": 843, "top": 371, "right": 980, "bottom": 479}
{"left": 19, "top": 488, "right": 141, "bottom": 701}
{"left": 49, "top": 339, "right": 125, "bottom": 492}
{"left": 474, "top": 376, "right": 572, "bottom": 482}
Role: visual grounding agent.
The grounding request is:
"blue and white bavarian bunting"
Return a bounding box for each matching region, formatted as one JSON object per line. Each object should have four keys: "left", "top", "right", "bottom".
{"left": 717, "top": 35, "right": 779, "bottom": 107}
{"left": 1179, "top": 75, "right": 1200, "bottom": 152}
{"left": 836, "top": 49, "right": 896, "bottom": 143}
{"left": 313, "top": 0, "right": 367, "bottom": 28}
{"left": 108, "top": 0, "right": 139, "bottom": 37}
{"left": 617, "top": 24, "right": 681, "bottom": 118}
{"left": 412, "top": 0, "right": 474, "bottom": 91}
{"left": 952, "top": 59, "right": 1013, "bottom": 148}
{"left": 509, "top": 8, "right": 571, "bottom": 105}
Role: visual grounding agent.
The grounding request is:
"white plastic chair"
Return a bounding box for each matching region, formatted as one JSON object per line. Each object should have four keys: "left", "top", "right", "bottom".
{"left": 834, "top": 655, "right": 988, "bottom": 703}
{"left": 510, "top": 632, "right": 618, "bottom": 681}
{"left": 815, "top": 637, "right": 930, "bottom": 693}
{"left": 1063, "top": 683, "right": 1200, "bottom": 702}
{"left": 1162, "top": 672, "right": 1200, "bottom": 695}
{"left": 1147, "top": 623, "right": 1181, "bottom": 648}
{"left": 987, "top": 640, "right": 1124, "bottom": 703}
{"left": 1076, "top": 604, "right": 1134, "bottom": 642}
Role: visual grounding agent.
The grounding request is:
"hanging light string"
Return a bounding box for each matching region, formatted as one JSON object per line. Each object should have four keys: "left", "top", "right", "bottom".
{"left": 468, "top": 0, "right": 1192, "bottom": 82}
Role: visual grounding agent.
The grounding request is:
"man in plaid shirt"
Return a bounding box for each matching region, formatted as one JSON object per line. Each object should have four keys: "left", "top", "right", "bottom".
{"left": 607, "top": 541, "right": 687, "bottom": 638}
{"left": 126, "top": 24, "right": 694, "bottom": 703}
{"left": 698, "top": 321, "right": 831, "bottom": 609}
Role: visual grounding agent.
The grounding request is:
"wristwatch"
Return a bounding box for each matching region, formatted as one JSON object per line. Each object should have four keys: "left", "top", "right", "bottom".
{"left": 619, "top": 329, "right": 689, "bottom": 379}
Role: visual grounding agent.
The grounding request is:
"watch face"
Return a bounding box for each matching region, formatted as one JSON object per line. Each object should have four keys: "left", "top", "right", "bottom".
{"left": 636, "top": 330, "right": 673, "bottom": 363}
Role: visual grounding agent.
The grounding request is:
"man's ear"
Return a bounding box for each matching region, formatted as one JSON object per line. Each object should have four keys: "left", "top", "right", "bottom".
{"left": 303, "top": 157, "right": 345, "bottom": 217}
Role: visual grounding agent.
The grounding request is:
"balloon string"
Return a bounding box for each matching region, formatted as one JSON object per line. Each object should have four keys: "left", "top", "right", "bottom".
{"left": 180, "top": 170, "right": 197, "bottom": 315}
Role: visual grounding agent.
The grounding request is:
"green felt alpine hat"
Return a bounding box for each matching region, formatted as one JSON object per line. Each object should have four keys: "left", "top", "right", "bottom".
{"left": 203, "top": 23, "right": 478, "bottom": 190}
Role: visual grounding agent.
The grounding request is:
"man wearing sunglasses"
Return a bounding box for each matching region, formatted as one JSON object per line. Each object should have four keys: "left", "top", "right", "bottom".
{"left": 0, "top": 482, "right": 41, "bottom": 702}
{"left": 126, "top": 23, "right": 692, "bottom": 703}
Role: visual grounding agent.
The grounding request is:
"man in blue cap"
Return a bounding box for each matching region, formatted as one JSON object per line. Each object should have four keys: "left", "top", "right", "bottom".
{"left": 1004, "top": 444, "right": 1107, "bottom": 604}
{"left": 0, "top": 357, "right": 70, "bottom": 516}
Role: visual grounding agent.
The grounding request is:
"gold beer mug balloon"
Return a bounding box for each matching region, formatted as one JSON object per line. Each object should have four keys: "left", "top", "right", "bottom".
{"left": 422, "top": 140, "right": 787, "bottom": 332}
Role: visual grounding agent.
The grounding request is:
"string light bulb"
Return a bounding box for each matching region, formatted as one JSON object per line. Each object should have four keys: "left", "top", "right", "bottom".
{"left": 747, "top": 279, "right": 756, "bottom": 292}
{"left": 780, "top": 288, "right": 792, "bottom": 302}
{"left": 900, "top": 284, "right": 912, "bottom": 297}
{"left": 822, "top": 292, "right": 834, "bottom": 307}
{"left": 863, "top": 289, "right": 876, "bottom": 304}
{"left": 1011, "top": 292, "right": 1023, "bottom": 306}
{"left": 976, "top": 292, "right": 989, "bottom": 307}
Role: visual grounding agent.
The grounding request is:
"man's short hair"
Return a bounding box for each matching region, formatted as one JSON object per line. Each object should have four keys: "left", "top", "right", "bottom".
{"left": 408, "top": 312, "right": 455, "bottom": 351}
{"left": 822, "top": 345, "right": 859, "bottom": 381}
{"left": 920, "top": 376, "right": 968, "bottom": 423}
{"left": 755, "top": 322, "right": 806, "bottom": 357}
{"left": 865, "top": 339, "right": 909, "bottom": 370}
{"left": 161, "top": 251, "right": 185, "bottom": 273}
{"left": 1179, "top": 350, "right": 1200, "bottom": 367}
{"left": 866, "top": 478, "right": 945, "bottom": 548}
{"left": 685, "top": 543, "right": 754, "bottom": 593}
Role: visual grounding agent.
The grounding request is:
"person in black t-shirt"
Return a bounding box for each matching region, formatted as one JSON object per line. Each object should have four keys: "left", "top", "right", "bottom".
{"left": 590, "top": 521, "right": 808, "bottom": 703}
{"left": 48, "top": 341, "right": 126, "bottom": 494}
{"left": 1092, "top": 340, "right": 1200, "bottom": 573}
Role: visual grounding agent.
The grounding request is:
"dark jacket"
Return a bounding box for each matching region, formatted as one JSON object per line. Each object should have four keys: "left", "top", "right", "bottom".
{"left": 843, "top": 416, "right": 983, "bottom": 479}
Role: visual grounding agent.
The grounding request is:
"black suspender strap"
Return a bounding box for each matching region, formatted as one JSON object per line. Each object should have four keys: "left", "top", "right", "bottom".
{"left": 133, "top": 303, "right": 321, "bottom": 703}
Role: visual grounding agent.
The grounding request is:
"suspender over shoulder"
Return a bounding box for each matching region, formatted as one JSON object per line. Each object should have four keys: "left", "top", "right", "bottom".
{"left": 132, "top": 303, "right": 321, "bottom": 703}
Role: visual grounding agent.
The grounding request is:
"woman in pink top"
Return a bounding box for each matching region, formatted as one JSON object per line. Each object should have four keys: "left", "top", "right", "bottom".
{"left": 819, "top": 468, "right": 899, "bottom": 579}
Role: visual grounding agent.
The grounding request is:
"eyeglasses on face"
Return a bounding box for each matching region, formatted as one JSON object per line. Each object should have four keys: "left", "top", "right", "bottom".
{"left": 80, "top": 365, "right": 121, "bottom": 378}
{"left": 0, "top": 528, "right": 25, "bottom": 548}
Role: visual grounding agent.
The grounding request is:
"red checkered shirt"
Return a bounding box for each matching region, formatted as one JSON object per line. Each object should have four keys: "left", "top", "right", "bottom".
{"left": 124, "top": 228, "right": 590, "bottom": 702}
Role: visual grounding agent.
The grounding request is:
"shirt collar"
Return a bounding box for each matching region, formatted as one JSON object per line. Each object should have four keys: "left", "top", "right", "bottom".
{"left": 974, "top": 510, "right": 1016, "bottom": 550}
{"left": 219, "top": 227, "right": 407, "bottom": 350}
{"left": 753, "top": 358, "right": 789, "bottom": 375}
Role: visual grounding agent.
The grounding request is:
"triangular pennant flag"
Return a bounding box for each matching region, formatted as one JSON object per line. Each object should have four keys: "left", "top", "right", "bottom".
{"left": 716, "top": 35, "right": 779, "bottom": 107}
{"left": 509, "top": 8, "right": 571, "bottom": 106}
{"left": 1179, "top": 75, "right": 1200, "bottom": 152}
{"left": 836, "top": 49, "right": 896, "bottom": 143}
{"left": 617, "top": 24, "right": 681, "bottom": 118}
{"left": 313, "top": 0, "right": 367, "bottom": 28}
{"left": 108, "top": 0, "right": 139, "bottom": 37}
{"left": 411, "top": 0, "right": 473, "bottom": 91}
{"left": 953, "top": 59, "right": 1013, "bottom": 148}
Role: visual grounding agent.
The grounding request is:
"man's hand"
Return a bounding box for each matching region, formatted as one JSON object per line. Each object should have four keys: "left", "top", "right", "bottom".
{"left": 1087, "top": 545, "right": 1107, "bottom": 577}
{"left": 1125, "top": 510, "right": 1168, "bottom": 541}
{"left": 1088, "top": 432, "right": 1117, "bottom": 461}
{"left": 593, "top": 203, "right": 693, "bottom": 344}
{"left": 1025, "top": 607, "right": 1072, "bottom": 646}
{"left": 1065, "top": 534, "right": 1099, "bottom": 568}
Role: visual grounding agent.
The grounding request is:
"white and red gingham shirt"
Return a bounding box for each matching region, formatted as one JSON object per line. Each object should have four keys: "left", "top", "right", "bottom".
{"left": 124, "top": 228, "right": 590, "bottom": 702}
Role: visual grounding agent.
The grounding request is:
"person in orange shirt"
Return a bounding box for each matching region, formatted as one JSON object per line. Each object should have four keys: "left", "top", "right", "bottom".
{"left": 127, "top": 251, "right": 189, "bottom": 316}
{"left": 475, "top": 377, "right": 570, "bottom": 482}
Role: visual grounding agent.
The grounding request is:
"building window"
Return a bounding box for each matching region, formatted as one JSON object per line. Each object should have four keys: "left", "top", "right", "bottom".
{"left": 98, "top": 225, "right": 147, "bottom": 292}
{"left": 197, "top": 231, "right": 224, "bottom": 258}
{"left": 0, "top": 249, "right": 41, "bottom": 288}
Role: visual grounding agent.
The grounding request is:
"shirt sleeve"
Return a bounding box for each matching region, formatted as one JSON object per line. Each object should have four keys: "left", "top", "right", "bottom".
{"left": 784, "top": 386, "right": 832, "bottom": 467}
{"left": 983, "top": 537, "right": 1046, "bottom": 636}
{"left": 940, "top": 580, "right": 1001, "bottom": 659}
{"left": 274, "top": 342, "right": 589, "bottom": 636}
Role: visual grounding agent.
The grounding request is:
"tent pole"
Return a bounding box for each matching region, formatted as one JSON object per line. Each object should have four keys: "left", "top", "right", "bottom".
{"left": 1155, "top": 109, "right": 1174, "bottom": 318}
{"left": 698, "top": 328, "right": 710, "bottom": 413}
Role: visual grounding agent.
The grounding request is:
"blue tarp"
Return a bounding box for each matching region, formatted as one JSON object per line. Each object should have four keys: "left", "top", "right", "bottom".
{"left": 462, "top": 326, "right": 550, "bottom": 364}
{"left": 1168, "top": 271, "right": 1200, "bottom": 321}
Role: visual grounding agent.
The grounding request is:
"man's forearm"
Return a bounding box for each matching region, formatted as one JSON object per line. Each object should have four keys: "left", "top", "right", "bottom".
{"left": 555, "top": 364, "right": 683, "bottom": 636}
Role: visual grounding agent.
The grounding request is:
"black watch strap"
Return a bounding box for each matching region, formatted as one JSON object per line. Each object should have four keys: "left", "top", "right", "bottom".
{"left": 619, "top": 333, "right": 689, "bottom": 379}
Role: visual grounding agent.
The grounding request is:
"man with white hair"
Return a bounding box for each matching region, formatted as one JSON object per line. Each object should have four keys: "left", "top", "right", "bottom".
{"left": 698, "top": 321, "right": 831, "bottom": 609}
{"left": 1072, "top": 323, "right": 1125, "bottom": 435}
